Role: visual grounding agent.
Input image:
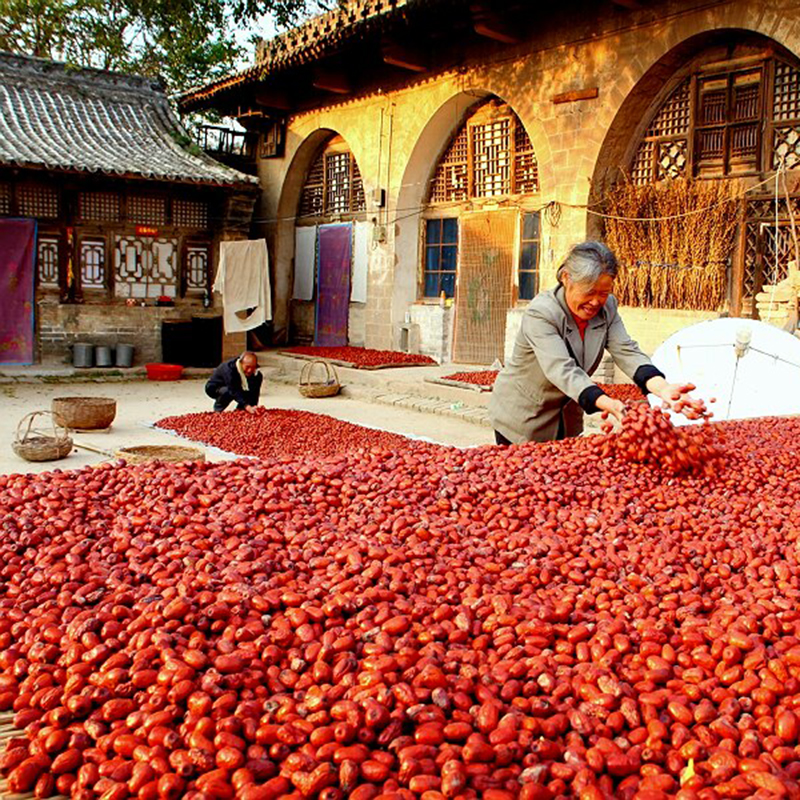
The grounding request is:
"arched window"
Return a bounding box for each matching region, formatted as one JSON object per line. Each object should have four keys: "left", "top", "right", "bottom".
{"left": 298, "top": 136, "right": 366, "bottom": 220}
{"left": 625, "top": 42, "right": 800, "bottom": 315}
{"left": 423, "top": 99, "right": 540, "bottom": 303}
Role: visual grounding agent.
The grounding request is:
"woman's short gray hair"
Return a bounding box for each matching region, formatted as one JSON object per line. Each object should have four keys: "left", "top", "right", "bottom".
{"left": 556, "top": 241, "right": 619, "bottom": 285}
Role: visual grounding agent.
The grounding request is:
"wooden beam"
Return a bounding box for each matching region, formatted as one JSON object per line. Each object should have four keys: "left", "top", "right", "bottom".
{"left": 382, "top": 41, "right": 428, "bottom": 73}
{"left": 552, "top": 87, "right": 599, "bottom": 104}
{"left": 312, "top": 68, "right": 351, "bottom": 95}
{"left": 254, "top": 88, "right": 291, "bottom": 111}
{"left": 470, "top": 4, "right": 521, "bottom": 44}
{"left": 611, "top": 0, "right": 642, "bottom": 8}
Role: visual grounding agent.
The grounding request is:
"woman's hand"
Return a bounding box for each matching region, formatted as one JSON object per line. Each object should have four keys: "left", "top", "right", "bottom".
{"left": 595, "top": 394, "right": 626, "bottom": 424}
{"left": 646, "top": 377, "right": 708, "bottom": 419}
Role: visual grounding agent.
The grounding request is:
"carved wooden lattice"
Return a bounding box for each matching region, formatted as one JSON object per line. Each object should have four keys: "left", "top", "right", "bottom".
{"left": 174, "top": 200, "right": 208, "bottom": 229}
{"left": 299, "top": 146, "right": 365, "bottom": 218}
{"left": 18, "top": 184, "right": 58, "bottom": 218}
{"left": 37, "top": 235, "right": 60, "bottom": 287}
{"left": 773, "top": 61, "right": 800, "bottom": 169}
{"left": 79, "top": 192, "right": 120, "bottom": 222}
{"left": 472, "top": 118, "right": 511, "bottom": 198}
{"left": 80, "top": 239, "right": 106, "bottom": 289}
{"left": 429, "top": 103, "right": 538, "bottom": 203}
{"left": 0, "top": 183, "right": 10, "bottom": 215}
{"left": 185, "top": 243, "right": 210, "bottom": 293}
{"left": 430, "top": 128, "right": 469, "bottom": 204}
{"left": 128, "top": 196, "right": 167, "bottom": 225}
{"left": 514, "top": 123, "right": 539, "bottom": 194}
{"left": 114, "top": 236, "right": 177, "bottom": 299}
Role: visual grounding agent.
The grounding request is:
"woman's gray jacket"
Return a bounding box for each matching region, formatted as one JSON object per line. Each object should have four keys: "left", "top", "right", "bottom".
{"left": 489, "top": 285, "right": 662, "bottom": 443}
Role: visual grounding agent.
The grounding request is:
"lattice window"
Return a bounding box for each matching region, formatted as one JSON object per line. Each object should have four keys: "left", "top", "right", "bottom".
{"left": 656, "top": 140, "right": 688, "bottom": 180}
{"left": 647, "top": 80, "right": 691, "bottom": 137}
{"left": 326, "top": 152, "right": 351, "bottom": 214}
{"left": 0, "top": 183, "right": 10, "bottom": 215}
{"left": 630, "top": 140, "right": 654, "bottom": 185}
{"left": 185, "top": 242, "right": 210, "bottom": 294}
{"left": 298, "top": 144, "right": 365, "bottom": 219}
{"left": 514, "top": 124, "right": 539, "bottom": 194}
{"left": 473, "top": 119, "right": 511, "bottom": 198}
{"left": 79, "top": 192, "right": 120, "bottom": 222}
{"left": 80, "top": 239, "right": 106, "bottom": 290}
{"left": 429, "top": 104, "right": 538, "bottom": 203}
{"left": 37, "top": 235, "right": 60, "bottom": 288}
{"left": 352, "top": 160, "right": 366, "bottom": 212}
{"left": 128, "top": 196, "right": 167, "bottom": 225}
{"left": 114, "top": 235, "right": 178, "bottom": 299}
{"left": 762, "top": 224, "right": 794, "bottom": 288}
{"left": 774, "top": 61, "right": 800, "bottom": 122}
{"left": 300, "top": 153, "right": 325, "bottom": 218}
{"left": 18, "top": 184, "right": 58, "bottom": 218}
{"left": 774, "top": 126, "right": 800, "bottom": 169}
{"left": 430, "top": 128, "right": 469, "bottom": 204}
{"left": 174, "top": 200, "right": 209, "bottom": 229}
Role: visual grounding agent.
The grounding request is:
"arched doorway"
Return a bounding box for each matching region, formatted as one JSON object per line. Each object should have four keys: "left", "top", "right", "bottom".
{"left": 593, "top": 30, "right": 800, "bottom": 319}
{"left": 289, "top": 133, "right": 368, "bottom": 345}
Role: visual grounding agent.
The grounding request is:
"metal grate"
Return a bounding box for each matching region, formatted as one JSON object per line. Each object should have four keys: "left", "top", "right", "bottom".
{"left": 774, "top": 61, "right": 800, "bottom": 122}
{"left": 80, "top": 239, "right": 106, "bottom": 289}
{"left": 472, "top": 119, "right": 511, "bottom": 197}
{"left": 18, "top": 184, "right": 58, "bottom": 218}
{"left": 646, "top": 80, "right": 691, "bottom": 137}
{"left": 185, "top": 243, "right": 210, "bottom": 293}
{"left": 430, "top": 128, "right": 470, "bottom": 203}
{"left": 514, "top": 124, "right": 539, "bottom": 194}
{"left": 0, "top": 183, "right": 10, "bottom": 215}
{"left": 325, "top": 152, "right": 351, "bottom": 214}
{"left": 174, "top": 200, "right": 209, "bottom": 229}
{"left": 37, "top": 235, "right": 60, "bottom": 287}
{"left": 128, "top": 196, "right": 167, "bottom": 225}
{"left": 300, "top": 151, "right": 325, "bottom": 218}
{"left": 79, "top": 192, "right": 120, "bottom": 222}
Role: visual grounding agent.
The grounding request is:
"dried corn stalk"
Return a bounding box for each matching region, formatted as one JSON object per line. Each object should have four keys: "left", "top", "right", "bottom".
{"left": 604, "top": 178, "right": 741, "bottom": 310}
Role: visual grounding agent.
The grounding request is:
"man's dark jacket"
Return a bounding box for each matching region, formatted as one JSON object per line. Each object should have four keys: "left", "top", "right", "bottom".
{"left": 205, "top": 357, "right": 262, "bottom": 407}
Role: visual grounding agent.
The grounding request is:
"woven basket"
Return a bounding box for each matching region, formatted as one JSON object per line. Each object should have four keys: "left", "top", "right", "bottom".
{"left": 115, "top": 445, "right": 205, "bottom": 464}
{"left": 52, "top": 396, "right": 117, "bottom": 430}
{"left": 12, "top": 411, "right": 73, "bottom": 462}
{"left": 299, "top": 360, "right": 341, "bottom": 398}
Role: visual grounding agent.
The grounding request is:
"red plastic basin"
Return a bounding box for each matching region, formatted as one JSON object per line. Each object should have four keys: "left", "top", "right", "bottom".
{"left": 145, "top": 363, "right": 184, "bottom": 381}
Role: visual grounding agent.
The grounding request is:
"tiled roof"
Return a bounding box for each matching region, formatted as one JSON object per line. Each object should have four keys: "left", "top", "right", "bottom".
{"left": 0, "top": 52, "right": 258, "bottom": 187}
{"left": 179, "top": 0, "right": 411, "bottom": 111}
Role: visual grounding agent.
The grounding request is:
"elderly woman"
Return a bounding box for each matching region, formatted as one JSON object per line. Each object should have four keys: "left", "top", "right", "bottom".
{"left": 489, "top": 241, "right": 703, "bottom": 445}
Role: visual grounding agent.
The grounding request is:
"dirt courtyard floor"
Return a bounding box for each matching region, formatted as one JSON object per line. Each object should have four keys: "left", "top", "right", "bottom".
{"left": 0, "top": 378, "right": 494, "bottom": 475}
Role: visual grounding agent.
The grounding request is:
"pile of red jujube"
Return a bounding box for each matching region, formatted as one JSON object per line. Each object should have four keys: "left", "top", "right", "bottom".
{"left": 155, "top": 409, "right": 413, "bottom": 459}
{"left": 441, "top": 371, "right": 498, "bottom": 388}
{"left": 439, "top": 372, "right": 643, "bottom": 405}
{"left": 600, "top": 403, "right": 722, "bottom": 476}
{"left": 4, "top": 415, "right": 800, "bottom": 799}
{"left": 283, "top": 347, "right": 436, "bottom": 368}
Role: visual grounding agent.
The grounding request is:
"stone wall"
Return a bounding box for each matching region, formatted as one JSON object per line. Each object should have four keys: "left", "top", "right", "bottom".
{"left": 252, "top": 0, "right": 796, "bottom": 360}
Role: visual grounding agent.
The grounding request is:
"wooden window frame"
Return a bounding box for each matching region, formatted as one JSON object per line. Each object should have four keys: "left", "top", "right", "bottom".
{"left": 517, "top": 210, "right": 541, "bottom": 304}
{"left": 421, "top": 217, "right": 458, "bottom": 299}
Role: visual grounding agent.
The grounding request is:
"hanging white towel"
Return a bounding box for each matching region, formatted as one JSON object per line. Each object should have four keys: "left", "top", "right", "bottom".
{"left": 293, "top": 227, "right": 316, "bottom": 301}
{"left": 213, "top": 239, "right": 272, "bottom": 333}
{"left": 351, "top": 221, "right": 369, "bottom": 303}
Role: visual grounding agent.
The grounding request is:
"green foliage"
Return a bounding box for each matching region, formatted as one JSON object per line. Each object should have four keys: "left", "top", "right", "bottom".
{"left": 0, "top": 0, "right": 332, "bottom": 93}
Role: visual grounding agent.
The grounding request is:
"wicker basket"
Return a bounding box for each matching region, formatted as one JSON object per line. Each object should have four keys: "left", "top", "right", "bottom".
{"left": 299, "top": 360, "right": 341, "bottom": 398}
{"left": 115, "top": 445, "right": 205, "bottom": 464}
{"left": 12, "top": 411, "right": 73, "bottom": 462}
{"left": 52, "top": 396, "right": 117, "bottom": 430}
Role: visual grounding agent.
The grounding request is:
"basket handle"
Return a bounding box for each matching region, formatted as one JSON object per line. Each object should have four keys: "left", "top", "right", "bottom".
{"left": 300, "top": 359, "right": 338, "bottom": 386}
{"left": 16, "top": 410, "right": 64, "bottom": 444}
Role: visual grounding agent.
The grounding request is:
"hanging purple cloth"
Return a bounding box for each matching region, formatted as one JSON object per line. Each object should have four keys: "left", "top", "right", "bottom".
{"left": 315, "top": 223, "right": 352, "bottom": 347}
{"left": 0, "top": 219, "right": 36, "bottom": 365}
